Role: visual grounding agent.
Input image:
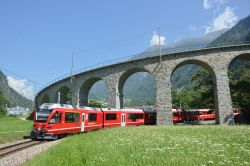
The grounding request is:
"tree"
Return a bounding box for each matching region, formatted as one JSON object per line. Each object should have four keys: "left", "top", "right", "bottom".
{"left": 230, "top": 70, "right": 250, "bottom": 113}
{"left": 88, "top": 100, "right": 102, "bottom": 108}
{"left": 0, "top": 90, "right": 8, "bottom": 115}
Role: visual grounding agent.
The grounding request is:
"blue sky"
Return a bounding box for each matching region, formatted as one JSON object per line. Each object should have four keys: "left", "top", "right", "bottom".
{"left": 0, "top": 0, "right": 249, "bottom": 99}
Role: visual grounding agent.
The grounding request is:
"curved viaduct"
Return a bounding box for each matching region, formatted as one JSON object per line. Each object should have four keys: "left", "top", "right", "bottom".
{"left": 35, "top": 44, "right": 250, "bottom": 125}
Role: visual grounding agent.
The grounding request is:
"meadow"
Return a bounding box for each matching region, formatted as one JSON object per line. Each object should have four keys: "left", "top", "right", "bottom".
{"left": 26, "top": 125, "right": 250, "bottom": 166}
{"left": 0, "top": 116, "right": 33, "bottom": 144}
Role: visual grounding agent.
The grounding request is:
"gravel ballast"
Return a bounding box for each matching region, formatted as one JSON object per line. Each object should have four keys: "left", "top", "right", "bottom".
{"left": 0, "top": 140, "right": 60, "bottom": 166}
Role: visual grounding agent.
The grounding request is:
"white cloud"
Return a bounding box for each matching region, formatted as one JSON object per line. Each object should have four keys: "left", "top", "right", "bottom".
{"left": 189, "top": 25, "right": 197, "bottom": 31}
{"left": 203, "top": 0, "right": 226, "bottom": 10}
{"left": 7, "top": 76, "right": 35, "bottom": 100}
{"left": 150, "top": 31, "right": 166, "bottom": 46}
{"left": 205, "top": 7, "right": 237, "bottom": 33}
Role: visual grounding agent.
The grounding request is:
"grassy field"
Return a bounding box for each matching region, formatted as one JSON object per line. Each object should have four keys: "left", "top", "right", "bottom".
{"left": 0, "top": 116, "right": 33, "bottom": 144}
{"left": 26, "top": 125, "right": 250, "bottom": 166}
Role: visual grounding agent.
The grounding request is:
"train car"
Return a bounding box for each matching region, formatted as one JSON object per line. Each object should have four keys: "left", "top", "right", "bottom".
{"left": 172, "top": 109, "right": 185, "bottom": 124}
{"left": 121, "top": 109, "right": 145, "bottom": 126}
{"left": 79, "top": 106, "right": 103, "bottom": 132}
{"left": 143, "top": 108, "right": 156, "bottom": 125}
{"left": 102, "top": 108, "right": 122, "bottom": 128}
{"left": 184, "top": 109, "right": 200, "bottom": 122}
{"left": 197, "top": 109, "right": 215, "bottom": 121}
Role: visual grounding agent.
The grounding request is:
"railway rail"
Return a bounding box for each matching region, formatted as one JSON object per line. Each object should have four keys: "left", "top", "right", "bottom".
{"left": 0, "top": 140, "right": 46, "bottom": 158}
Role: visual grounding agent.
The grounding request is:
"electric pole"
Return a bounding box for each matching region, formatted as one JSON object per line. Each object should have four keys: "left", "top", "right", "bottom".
{"left": 158, "top": 27, "right": 162, "bottom": 63}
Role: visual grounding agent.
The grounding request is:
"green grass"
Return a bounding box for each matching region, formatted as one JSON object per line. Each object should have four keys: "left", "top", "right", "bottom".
{"left": 0, "top": 116, "right": 33, "bottom": 144}
{"left": 26, "top": 126, "right": 250, "bottom": 166}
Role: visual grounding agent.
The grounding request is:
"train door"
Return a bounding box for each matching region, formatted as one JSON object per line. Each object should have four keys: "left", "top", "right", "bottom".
{"left": 81, "top": 113, "right": 85, "bottom": 132}
{"left": 121, "top": 113, "right": 126, "bottom": 127}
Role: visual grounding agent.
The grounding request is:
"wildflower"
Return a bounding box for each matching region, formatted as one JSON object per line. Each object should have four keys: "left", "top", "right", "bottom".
{"left": 208, "top": 160, "right": 214, "bottom": 164}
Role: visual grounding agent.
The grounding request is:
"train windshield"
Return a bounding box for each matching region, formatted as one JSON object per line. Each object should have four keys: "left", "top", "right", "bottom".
{"left": 36, "top": 109, "right": 53, "bottom": 122}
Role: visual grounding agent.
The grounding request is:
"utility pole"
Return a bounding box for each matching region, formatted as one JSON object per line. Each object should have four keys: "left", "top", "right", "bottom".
{"left": 70, "top": 53, "right": 74, "bottom": 83}
{"left": 57, "top": 91, "right": 61, "bottom": 104}
{"left": 157, "top": 27, "right": 162, "bottom": 63}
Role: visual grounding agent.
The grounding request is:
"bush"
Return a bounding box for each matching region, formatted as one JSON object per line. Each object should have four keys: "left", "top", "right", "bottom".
{"left": 0, "top": 105, "right": 7, "bottom": 115}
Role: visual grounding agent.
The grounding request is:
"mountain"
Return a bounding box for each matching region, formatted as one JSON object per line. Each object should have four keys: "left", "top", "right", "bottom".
{"left": 0, "top": 70, "right": 33, "bottom": 111}
{"left": 133, "top": 29, "right": 227, "bottom": 60}
{"left": 209, "top": 15, "right": 250, "bottom": 47}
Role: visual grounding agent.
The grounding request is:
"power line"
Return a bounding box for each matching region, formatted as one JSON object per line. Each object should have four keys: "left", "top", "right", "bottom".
{"left": 0, "top": 67, "right": 41, "bottom": 85}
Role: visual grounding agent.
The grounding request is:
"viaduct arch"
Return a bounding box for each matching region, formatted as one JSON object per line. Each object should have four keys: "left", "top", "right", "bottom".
{"left": 35, "top": 44, "right": 250, "bottom": 125}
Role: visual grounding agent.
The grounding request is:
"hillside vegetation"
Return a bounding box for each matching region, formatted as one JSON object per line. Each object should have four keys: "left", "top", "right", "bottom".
{"left": 0, "top": 70, "right": 33, "bottom": 115}
{"left": 26, "top": 126, "right": 250, "bottom": 166}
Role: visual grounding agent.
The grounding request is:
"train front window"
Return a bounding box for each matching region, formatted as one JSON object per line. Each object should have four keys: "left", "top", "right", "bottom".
{"left": 49, "top": 112, "right": 61, "bottom": 124}
{"left": 36, "top": 109, "right": 53, "bottom": 122}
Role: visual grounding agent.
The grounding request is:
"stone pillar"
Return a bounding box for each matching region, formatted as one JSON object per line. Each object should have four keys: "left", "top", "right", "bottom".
{"left": 71, "top": 89, "right": 80, "bottom": 107}
{"left": 155, "top": 70, "right": 173, "bottom": 125}
{"left": 104, "top": 74, "right": 120, "bottom": 109}
{"left": 214, "top": 69, "right": 233, "bottom": 124}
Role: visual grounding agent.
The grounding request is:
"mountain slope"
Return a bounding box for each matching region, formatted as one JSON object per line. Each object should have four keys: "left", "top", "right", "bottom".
{"left": 0, "top": 70, "right": 33, "bottom": 109}
{"left": 133, "top": 29, "right": 227, "bottom": 60}
{"left": 209, "top": 15, "right": 250, "bottom": 47}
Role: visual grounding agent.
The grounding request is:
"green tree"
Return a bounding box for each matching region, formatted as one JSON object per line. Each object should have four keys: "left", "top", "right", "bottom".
{"left": 230, "top": 70, "right": 250, "bottom": 113}
{"left": 191, "top": 70, "right": 214, "bottom": 109}
{"left": 0, "top": 90, "right": 8, "bottom": 115}
{"left": 88, "top": 100, "right": 102, "bottom": 108}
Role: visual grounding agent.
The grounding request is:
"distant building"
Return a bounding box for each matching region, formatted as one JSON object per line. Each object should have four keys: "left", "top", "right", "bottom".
{"left": 7, "top": 106, "right": 31, "bottom": 116}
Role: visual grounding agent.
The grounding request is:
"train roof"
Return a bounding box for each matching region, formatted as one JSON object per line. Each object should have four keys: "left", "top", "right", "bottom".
{"left": 77, "top": 106, "right": 102, "bottom": 111}
{"left": 39, "top": 103, "right": 73, "bottom": 110}
{"left": 143, "top": 108, "right": 156, "bottom": 113}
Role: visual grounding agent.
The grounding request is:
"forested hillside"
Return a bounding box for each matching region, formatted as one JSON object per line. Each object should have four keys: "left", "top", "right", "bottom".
{"left": 0, "top": 70, "right": 33, "bottom": 115}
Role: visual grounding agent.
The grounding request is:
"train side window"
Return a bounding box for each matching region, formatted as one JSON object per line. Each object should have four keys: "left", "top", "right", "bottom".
{"left": 65, "top": 112, "right": 80, "bottom": 123}
{"left": 105, "top": 113, "right": 117, "bottom": 120}
{"left": 49, "top": 112, "right": 61, "bottom": 124}
{"left": 136, "top": 114, "right": 143, "bottom": 119}
{"left": 89, "top": 113, "right": 97, "bottom": 121}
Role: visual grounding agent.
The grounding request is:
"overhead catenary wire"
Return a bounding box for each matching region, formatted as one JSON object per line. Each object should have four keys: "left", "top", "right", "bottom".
{"left": 0, "top": 67, "right": 41, "bottom": 86}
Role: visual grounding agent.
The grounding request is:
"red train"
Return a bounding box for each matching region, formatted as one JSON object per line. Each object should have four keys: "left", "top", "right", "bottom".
{"left": 172, "top": 109, "right": 216, "bottom": 124}
{"left": 31, "top": 103, "right": 238, "bottom": 139}
{"left": 31, "top": 103, "right": 156, "bottom": 140}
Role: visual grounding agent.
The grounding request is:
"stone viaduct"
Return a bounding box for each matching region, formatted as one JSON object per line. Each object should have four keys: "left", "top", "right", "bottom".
{"left": 35, "top": 44, "right": 250, "bottom": 125}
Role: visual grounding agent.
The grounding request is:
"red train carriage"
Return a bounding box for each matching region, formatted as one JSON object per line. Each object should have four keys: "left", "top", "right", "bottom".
{"left": 172, "top": 109, "right": 185, "bottom": 124}
{"left": 121, "top": 109, "right": 145, "bottom": 126}
{"left": 184, "top": 109, "right": 200, "bottom": 122}
{"left": 79, "top": 106, "right": 103, "bottom": 132}
{"left": 102, "top": 108, "right": 122, "bottom": 128}
{"left": 143, "top": 108, "right": 157, "bottom": 125}
{"left": 31, "top": 103, "right": 147, "bottom": 140}
{"left": 197, "top": 109, "right": 215, "bottom": 121}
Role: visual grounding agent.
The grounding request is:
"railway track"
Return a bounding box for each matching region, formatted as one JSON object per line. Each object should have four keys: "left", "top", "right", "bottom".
{"left": 0, "top": 140, "right": 46, "bottom": 158}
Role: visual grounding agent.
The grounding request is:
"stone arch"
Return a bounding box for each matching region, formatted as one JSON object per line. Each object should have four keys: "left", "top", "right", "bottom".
{"left": 54, "top": 86, "right": 72, "bottom": 104}
{"left": 170, "top": 59, "right": 219, "bottom": 123}
{"left": 228, "top": 53, "right": 250, "bottom": 113}
{"left": 118, "top": 68, "right": 156, "bottom": 108}
{"left": 41, "top": 94, "right": 50, "bottom": 104}
{"left": 227, "top": 53, "right": 250, "bottom": 69}
{"left": 79, "top": 77, "right": 107, "bottom": 106}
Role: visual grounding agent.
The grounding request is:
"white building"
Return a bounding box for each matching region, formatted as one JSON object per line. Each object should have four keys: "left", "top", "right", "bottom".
{"left": 7, "top": 106, "right": 31, "bottom": 116}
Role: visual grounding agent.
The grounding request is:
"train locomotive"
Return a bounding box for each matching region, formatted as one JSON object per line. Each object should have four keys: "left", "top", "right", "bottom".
{"left": 31, "top": 103, "right": 156, "bottom": 140}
